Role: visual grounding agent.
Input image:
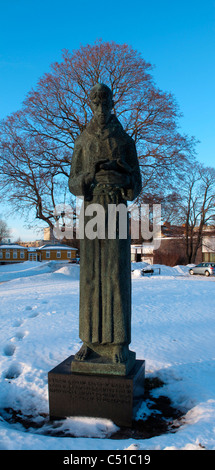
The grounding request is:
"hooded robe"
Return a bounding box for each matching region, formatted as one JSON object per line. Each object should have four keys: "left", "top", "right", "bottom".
{"left": 69, "top": 114, "right": 142, "bottom": 347}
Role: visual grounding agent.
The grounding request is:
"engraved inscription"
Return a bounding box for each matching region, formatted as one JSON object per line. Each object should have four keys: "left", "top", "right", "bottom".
{"left": 49, "top": 375, "right": 132, "bottom": 406}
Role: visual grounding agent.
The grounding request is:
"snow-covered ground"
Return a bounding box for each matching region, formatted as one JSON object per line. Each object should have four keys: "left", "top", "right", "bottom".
{"left": 0, "top": 260, "right": 215, "bottom": 450}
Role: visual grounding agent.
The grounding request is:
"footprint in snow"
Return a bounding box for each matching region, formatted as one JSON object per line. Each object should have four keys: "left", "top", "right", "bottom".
{"left": 14, "top": 330, "right": 27, "bottom": 340}
{"left": 25, "top": 305, "right": 40, "bottom": 318}
{"left": 3, "top": 343, "right": 16, "bottom": 357}
{"left": 4, "top": 363, "right": 22, "bottom": 379}
{"left": 28, "top": 311, "right": 39, "bottom": 318}
{"left": 13, "top": 319, "right": 24, "bottom": 327}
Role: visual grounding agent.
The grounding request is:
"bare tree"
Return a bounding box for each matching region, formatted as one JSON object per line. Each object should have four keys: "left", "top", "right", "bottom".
{"left": 0, "top": 218, "right": 10, "bottom": 242}
{"left": 0, "top": 125, "right": 65, "bottom": 231}
{"left": 0, "top": 40, "right": 197, "bottom": 229}
{"left": 179, "top": 164, "right": 215, "bottom": 263}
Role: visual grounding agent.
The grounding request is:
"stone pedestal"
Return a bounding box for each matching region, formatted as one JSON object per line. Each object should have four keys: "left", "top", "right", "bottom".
{"left": 71, "top": 350, "right": 136, "bottom": 376}
{"left": 48, "top": 355, "right": 145, "bottom": 427}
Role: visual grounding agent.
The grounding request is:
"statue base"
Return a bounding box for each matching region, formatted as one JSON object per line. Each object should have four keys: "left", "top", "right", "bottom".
{"left": 48, "top": 355, "right": 145, "bottom": 427}
{"left": 71, "top": 350, "right": 136, "bottom": 376}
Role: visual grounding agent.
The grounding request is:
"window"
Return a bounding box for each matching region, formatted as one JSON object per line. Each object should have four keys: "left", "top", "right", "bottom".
{"left": 203, "top": 252, "right": 215, "bottom": 262}
{"left": 20, "top": 251, "right": 25, "bottom": 259}
{"left": 0, "top": 250, "right": 2, "bottom": 259}
{"left": 56, "top": 251, "right": 61, "bottom": 258}
{"left": 13, "top": 250, "right": 17, "bottom": 259}
{"left": 67, "top": 251, "right": 71, "bottom": 258}
{"left": 46, "top": 251, "right": 50, "bottom": 259}
{"left": 29, "top": 253, "right": 37, "bottom": 261}
{"left": 6, "top": 250, "right": 10, "bottom": 259}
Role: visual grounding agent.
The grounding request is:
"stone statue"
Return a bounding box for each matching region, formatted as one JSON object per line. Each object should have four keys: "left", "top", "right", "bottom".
{"left": 69, "top": 83, "right": 142, "bottom": 375}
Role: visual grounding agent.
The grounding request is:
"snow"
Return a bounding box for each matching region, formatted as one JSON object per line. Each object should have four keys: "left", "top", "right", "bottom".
{"left": 38, "top": 244, "right": 78, "bottom": 250}
{"left": 0, "top": 244, "right": 28, "bottom": 249}
{"left": 0, "top": 260, "right": 215, "bottom": 450}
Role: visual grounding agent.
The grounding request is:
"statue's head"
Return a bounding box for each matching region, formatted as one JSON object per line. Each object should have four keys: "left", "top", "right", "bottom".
{"left": 89, "top": 83, "right": 114, "bottom": 125}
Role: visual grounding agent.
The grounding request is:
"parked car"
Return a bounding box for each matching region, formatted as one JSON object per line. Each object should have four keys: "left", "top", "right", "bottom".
{"left": 189, "top": 263, "right": 215, "bottom": 277}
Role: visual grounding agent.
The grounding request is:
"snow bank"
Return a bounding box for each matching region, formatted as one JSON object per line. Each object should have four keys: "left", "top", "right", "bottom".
{"left": 0, "top": 261, "right": 81, "bottom": 282}
{"left": 131, "top": 262, "right": 192, "bottom": 278}
{"left": 53, "top": 264, "right": 80, "bottom": 279}
{"left": 0, "top": 261, "right": 52, "bottom": 282}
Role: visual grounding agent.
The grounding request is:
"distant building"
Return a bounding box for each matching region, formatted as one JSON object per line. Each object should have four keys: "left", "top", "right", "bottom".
{"left": 43, "top": 226, "right": 57, "bottom": 243}
{"left": 19, "top": 240, "right": 43, "bottom": 248}
{"left": 131, "top": 223, "right": 209, "bottom": 266}
{"left": 0, "top": 244, "right": 28, "bottom": 263}
{"left": 37, "top": 243, "right": 78, "bottom": 262}
{"left": 43, "top": 227, "right": 54, "bottom": 242}
{"left": 202, "top": 236, "right": 215, "bottom": 262}
{"left": 0, "top": 242, "right": 78, "bottom": 264}
{"left": 131, "top": 244, "right": 154, "bottom": 264}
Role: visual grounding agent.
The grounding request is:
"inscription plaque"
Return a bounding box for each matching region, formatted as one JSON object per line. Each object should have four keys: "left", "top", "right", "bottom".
{"left": 48, "top": 355, "right": 145, "bottom": 426}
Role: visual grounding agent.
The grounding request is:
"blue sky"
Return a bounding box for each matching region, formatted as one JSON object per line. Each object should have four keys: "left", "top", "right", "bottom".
{"left": 0, "top": 0, "right": 215, "bottom": 241}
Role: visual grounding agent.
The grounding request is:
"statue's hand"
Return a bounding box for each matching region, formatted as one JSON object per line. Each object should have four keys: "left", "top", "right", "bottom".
{"left": 99, "top": 160, "right": 119, "bottom": 171}
{"left": 94, "top": 159, "right": 109, "bottom": 173}
{"left": 83, "top": 172, "right": 96, "bottom": 201}
{"left": 84, "top": 172, "right": 95, "bottom": 186}
{"left": 99, "top": 159, "right": 132, "bottom": 174}
{"left": 95, "top": 169, "right": 131, "bottom": 187}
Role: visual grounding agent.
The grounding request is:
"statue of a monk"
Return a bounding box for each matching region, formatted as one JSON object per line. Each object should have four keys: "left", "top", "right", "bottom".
{"left": 69, "top": 83, "right": 142, "bottom": 373}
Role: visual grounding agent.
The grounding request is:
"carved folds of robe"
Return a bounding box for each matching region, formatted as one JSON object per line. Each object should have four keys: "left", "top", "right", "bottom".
{"left": 69, "top": 114, "right": 142, "bottom": 347}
